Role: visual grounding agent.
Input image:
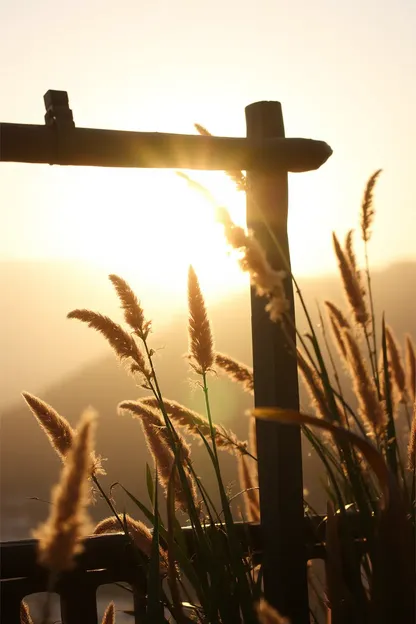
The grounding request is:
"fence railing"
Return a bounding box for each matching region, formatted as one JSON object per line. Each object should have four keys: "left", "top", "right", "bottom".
{"left": 2, "top": 515, "right": 367, "bottom": 624}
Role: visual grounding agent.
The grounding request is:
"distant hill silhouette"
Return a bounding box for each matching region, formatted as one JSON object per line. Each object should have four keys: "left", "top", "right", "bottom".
{"left": 1, "top": 259, "right": 414, "bottom": 540}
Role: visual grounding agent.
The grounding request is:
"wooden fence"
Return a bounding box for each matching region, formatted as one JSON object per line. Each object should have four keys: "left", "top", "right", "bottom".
{"left": 0, "top": 91, "right": 333, "bottom": 623}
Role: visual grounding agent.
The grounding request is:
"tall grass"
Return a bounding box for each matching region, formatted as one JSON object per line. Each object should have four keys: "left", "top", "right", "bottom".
{"left": 21, "top": 165, "right": 415, "bottom": 624}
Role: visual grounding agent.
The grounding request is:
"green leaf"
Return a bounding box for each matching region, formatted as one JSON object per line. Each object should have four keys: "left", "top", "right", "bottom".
{"left": 166, "top": 463, "right": 187, "bottom": 624}
{"left": 381, "top": 317, "right": 399, "bottom": 478}
{"left": 146, "top": 468, "right": 165, "bottom": 624}
{"left": 146, "top": 462, "right": 155, "bottom": 506}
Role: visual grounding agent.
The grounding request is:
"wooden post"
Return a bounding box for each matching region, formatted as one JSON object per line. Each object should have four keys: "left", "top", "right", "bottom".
{"left": 246, "top": 101, "right": 309, "bottom": 622}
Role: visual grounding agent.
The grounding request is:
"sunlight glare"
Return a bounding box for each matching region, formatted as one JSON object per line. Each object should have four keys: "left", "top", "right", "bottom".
{"left": 52, "top": 167, "right": 248, "bottom": 305}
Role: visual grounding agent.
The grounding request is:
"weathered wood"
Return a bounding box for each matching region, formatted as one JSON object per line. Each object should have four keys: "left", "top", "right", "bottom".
{"left": 246, "top": 101, "right": 309, "bottom": 622}
{"left": 0, "top": 122, "right": 332, "bottom": 171}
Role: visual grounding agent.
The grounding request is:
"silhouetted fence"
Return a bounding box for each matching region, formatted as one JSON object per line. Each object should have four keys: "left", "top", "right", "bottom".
{"left": 1, "top": 516, "right": 368, "bottom": 623}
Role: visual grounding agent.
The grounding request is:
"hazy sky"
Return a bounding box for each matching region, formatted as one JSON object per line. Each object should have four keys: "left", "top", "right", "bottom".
{"left": 1, "top": 0, "right": 415, "bottom": 299}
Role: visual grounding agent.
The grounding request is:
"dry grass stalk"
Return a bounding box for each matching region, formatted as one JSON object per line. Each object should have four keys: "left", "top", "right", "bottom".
{"left": 324, "top": 301, "right": 351, "bottom": 330}
{"left": 297, "top": 351, "right": 332, "bottom": 421}
{"left": 408, "top": 402, "right": 416, "bottom": 471}
{"left": 187, "top": 266, "right": 215, "bottom": 374}
{"left": 67, "top": 309, "right": 151, "bottom": 382}
{"left": 20, "top": 601, "right": 33, "bottom": 624}
{"left": 237, "top": 453, "right": 260, "bottom": 522}
{"left": 22, "top": 392, "right": 74, "bottom": 461}
{"left": 361, "top": 169, "right": 382, "bottom": 243}
{"left": 215, "top": 352, "right": 254, "bottom": 394}
{"left": 22, "top": 392, "right": 105, "bottom": 475}
{"left": 194, "top": 123, "right": 247, "bottom": 191}
{"left": 377, "top": 348, "right": 387, "bottom": 401}
{"left": 93, "top": 515, "right": 168, "bottom": 573}
{"left": 139, "top": 396, "right": 248, "bottom": 455}
{"left": 324, "top": 301, "right": 350, "bottom": 359}
{"left": 255, "top": 599, "right": 290, "bottom": 624}
{"left": 248, "top": 416, "right": 259, "bottom": 489}
{"left": 342, "top": 329, "right": 386, "bottom": 435}
{"left": 332, "top": 233, "right": 369, "bottom": 327}
{"left": 33, "top": 409, "right": 96, "bottom": 572}
{"left": 405, "top": 335, "right": 416, "bottom": 403}
{"left": 385, "top": 326, "right": 407, "bottom": 403}
{"left": 101, "top": 601, "right": 115, "bottom": 624}
{"left": 248, "top": 417, "right": 257, "bottom": 457}
{"left": 118, "top": 401, "right": 196, "bottom": 512}
{"left": 217, "top": 207, "right": 289, "bottom": 322}
{"left": 109, "top": 274, "right": 151, "bottom": 340}
{"left": 345, "top": 230, "right": 360, "bottom": 280}
{"left": 118, "top": 400, "right": 191, "bottom": 461}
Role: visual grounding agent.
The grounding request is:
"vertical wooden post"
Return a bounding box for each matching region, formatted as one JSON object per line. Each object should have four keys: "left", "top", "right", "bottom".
{"left": 245, "top": 101, "right": 309, "bottom": 622}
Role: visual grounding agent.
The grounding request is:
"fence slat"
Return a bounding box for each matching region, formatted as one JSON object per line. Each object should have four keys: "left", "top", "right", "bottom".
{"left": 246, "top": 101, "right": 310, "bottom": 622}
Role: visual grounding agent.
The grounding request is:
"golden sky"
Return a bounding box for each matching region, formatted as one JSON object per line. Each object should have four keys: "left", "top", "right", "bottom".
{"left": 1, "top": 0, "right": 415, "bottom": 300}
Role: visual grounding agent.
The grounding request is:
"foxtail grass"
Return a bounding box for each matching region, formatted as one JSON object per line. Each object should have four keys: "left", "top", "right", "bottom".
{"left": 33, "top": 408, "right": 96, "bottom": 572}
{"left": 101, "top": 602, "right": 115, "bottom": 624}
{"left": 21, "top": 165, "right": 415, "bottom": 624}
{"left": 215, "top": 353, "right": 254, "bottom": 394}
{"left": 20, "top": 601, "right": 33, "bottom": 624}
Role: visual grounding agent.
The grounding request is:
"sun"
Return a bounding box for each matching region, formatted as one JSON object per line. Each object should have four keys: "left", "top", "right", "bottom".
{"left": 52, "top": 166, "right": 248, "bottom": 304}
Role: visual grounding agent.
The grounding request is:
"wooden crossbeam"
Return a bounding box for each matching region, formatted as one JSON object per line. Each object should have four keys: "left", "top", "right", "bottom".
{"left": 0, "top": 123, "right": 332, "bottom": 172}
{"left": 0, "top": 91, "right": 332, "bottom": 172}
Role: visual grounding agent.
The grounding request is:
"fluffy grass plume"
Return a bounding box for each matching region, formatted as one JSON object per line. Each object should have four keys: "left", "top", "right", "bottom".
{"left": 93, "top": 515, "right": 168, "bottom": 573}
{"left": 344, "top": 229, "right": 360, "bottom": 280}
{"left": 139, "top": 396, "right": 248, "bottom": 455}
{"left": 67, "top": 309, "right": 151, "bottom": 381}
{"left": 296, "top": 350, "right": 332, "bottom": 421}
{"left": 22, "top": 392, "right": 104, "bottom": 475}
{"left": 187, "top": 266, "right": 215, "bottom": 374}
{"left": 20, "top": 601, "right": 33, "bottom": 624}
{"left": 332, "top": 233, "right": 369, "bottom": 327}
{"left": 119, "top": 401, "right": 197, "bottom": 512}
{"left": 216, "top": 207, "right": 289, "bottom": 322}
{"left": 361, "top": 169, "right": 382, "bottom": 243}
{"left": 342, "top": 329, "right": 385, "bottom": 435}
{"left": 22, "top": 392, "right": 74, "bottom": 461}
{"left": 101, "top": 601, "right": 115, "bottom": 624}
{"left": 119, "top": 400, "right": 191, "bottom": 461}
{"left": 215, "top": 352, "right": 254, "bottom": 394}
{"left": 108, "top": 274, "right": 151, "bottom": 340}
{"left": 324, "top": 301, "right": 350, "bottom": 330}
{"left": 33, "top": 408, "right": 96, "bottom": 572}
{"left": 324, "top": 301, "right": 350, "bottom": 359}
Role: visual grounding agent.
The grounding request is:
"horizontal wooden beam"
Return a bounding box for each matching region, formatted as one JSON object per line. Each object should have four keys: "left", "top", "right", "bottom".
{"left": 0, "top": 122, "right": 332, "bottom": 172}
{"left": 0, "top": 514, "right": 372, "bottom": 580}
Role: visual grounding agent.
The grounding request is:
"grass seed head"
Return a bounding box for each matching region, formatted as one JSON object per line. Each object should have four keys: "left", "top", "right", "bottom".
{"left": 108, "top": 274, "right": 151, "bottom": 340}
{"left": 33, "top": 408, "right": 96, "bottom": 572}
{"left": 361, "top": 169, "right": 382, "bottom": 243}
{"left": 187, "top": 265, "right": 215, "bottom": 374}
